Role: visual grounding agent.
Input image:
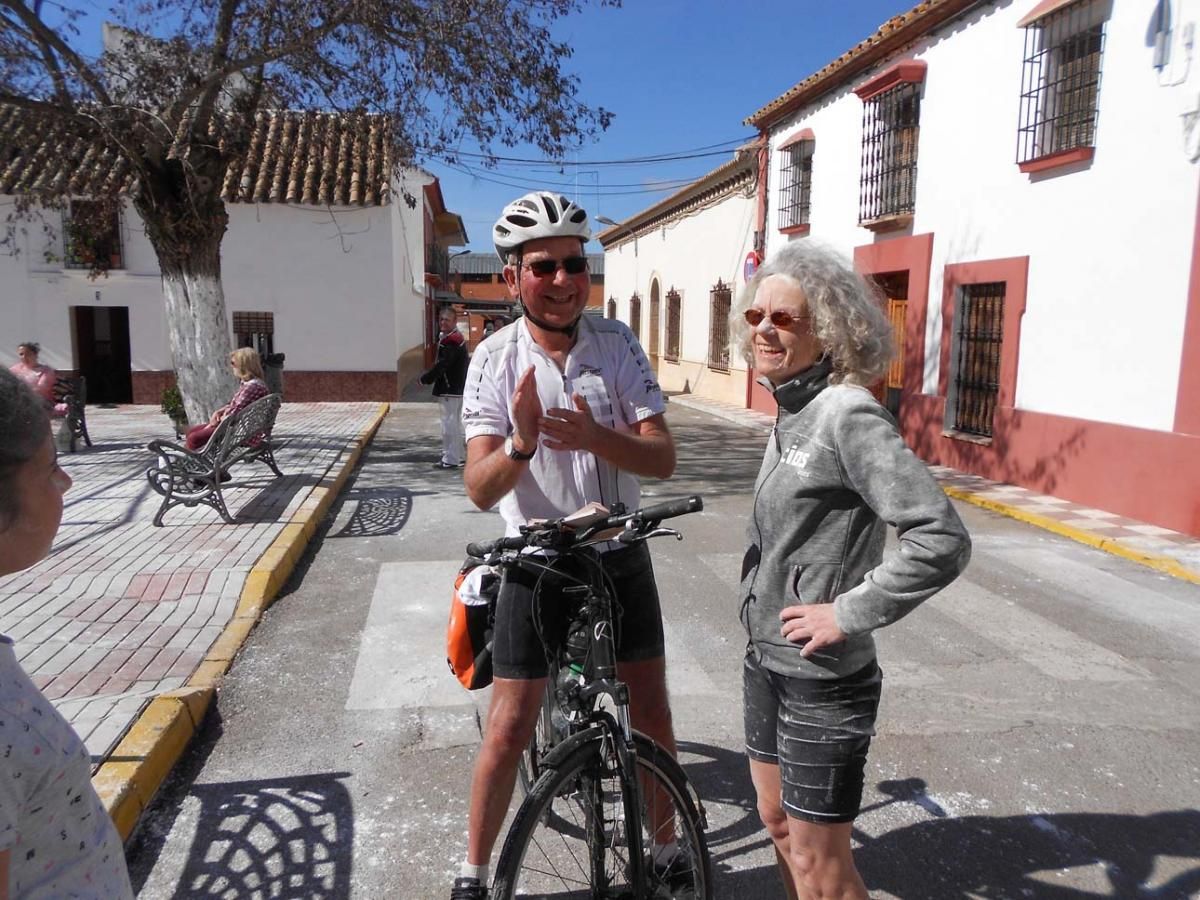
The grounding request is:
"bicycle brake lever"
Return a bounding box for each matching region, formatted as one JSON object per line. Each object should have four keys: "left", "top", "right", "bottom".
{"left": 617, "top": 526, "right": 681, "bottom": 544}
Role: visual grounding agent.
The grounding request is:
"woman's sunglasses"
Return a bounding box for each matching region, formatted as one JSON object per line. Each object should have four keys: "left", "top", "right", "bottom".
{"left": 523, "top": 256, "right": 589, "bottom": 277}
{"left": 743, "top": 308, "right": 810, "bottom": 329}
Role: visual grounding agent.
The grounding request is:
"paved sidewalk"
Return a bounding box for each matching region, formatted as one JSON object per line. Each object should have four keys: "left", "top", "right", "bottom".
{"left": 0, "top": 401, "right": 386, "bottom": 835}
{"left": 668, "top": 393, "right": 1200, "bottom": 583}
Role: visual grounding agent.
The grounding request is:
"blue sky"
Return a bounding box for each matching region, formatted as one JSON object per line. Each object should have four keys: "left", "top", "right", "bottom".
{"left": 65, "top": 1, "right": 917, "bottom": 252}
{"left": 430, "top": 0, "right": 919, "bottom": 252}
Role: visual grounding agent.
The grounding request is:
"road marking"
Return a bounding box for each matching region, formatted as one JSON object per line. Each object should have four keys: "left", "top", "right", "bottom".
{"left": 345, "top": 561, "right": 481, "bottom": 749}
{"left": 927, "top": 580, "right": 1150, "bottom": 682}
{"left": 346, "top": 560, "right": 727, "bottom": 744}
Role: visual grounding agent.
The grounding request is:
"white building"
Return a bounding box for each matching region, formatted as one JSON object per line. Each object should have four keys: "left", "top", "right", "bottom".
{"left": 598, "top": 150, "right": 758, "bottom": 408}
{"left": 604, "top": 0, "right": 1200, "bottom": 537}
{"left": 0, "top": 108, "right": 466, "bottom": 403}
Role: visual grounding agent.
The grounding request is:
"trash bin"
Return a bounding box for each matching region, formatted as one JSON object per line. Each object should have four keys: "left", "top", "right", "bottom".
{"left": 263, "top": 352, "right": 285, "bottom": 398}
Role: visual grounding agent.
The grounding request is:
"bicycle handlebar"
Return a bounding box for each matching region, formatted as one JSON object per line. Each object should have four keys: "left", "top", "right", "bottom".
{"left": 466, "top": 495, "right": 704, "bottom": 561}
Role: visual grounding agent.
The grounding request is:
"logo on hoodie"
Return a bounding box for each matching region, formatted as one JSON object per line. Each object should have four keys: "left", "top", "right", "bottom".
{"left": 782, "top": 443, "right": 810, "bottom": 470}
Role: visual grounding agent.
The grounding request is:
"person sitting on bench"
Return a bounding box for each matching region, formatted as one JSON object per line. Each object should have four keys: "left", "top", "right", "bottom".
{"left": 184, "top": 348, "right": 270, "bottom": 451}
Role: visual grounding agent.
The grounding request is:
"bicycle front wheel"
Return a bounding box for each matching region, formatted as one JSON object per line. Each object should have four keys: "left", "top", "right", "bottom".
{"left": 493, "top": 733, "right": 712, "bottom": 899}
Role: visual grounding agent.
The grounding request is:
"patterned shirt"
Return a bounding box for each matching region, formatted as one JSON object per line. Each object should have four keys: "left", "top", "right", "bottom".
{"left": 0, "top": 636, "right": 134, "bottom": 899}
{"left": 224, "top": 378, "right": 270, "bottom": 417}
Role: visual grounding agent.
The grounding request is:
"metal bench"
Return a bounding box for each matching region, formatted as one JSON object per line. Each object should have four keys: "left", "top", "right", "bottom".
{"left": 145, "top": 393, "right": 284, "bottom": 526}
{"left": 53, "top": 375, "right": 91, "bottom": 452}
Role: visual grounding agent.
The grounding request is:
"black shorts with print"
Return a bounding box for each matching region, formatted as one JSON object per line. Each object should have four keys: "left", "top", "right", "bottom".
{"left": 743, "top": 648, "right": 882, "bottom": 824}
{"left": 492, "top": 541, "right": 665, "bottom": 680}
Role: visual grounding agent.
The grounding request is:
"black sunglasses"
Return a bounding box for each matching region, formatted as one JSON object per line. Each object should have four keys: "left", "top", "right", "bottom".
{"left": 743, "top": 308, "right": 811, "bottom": 329}
{"left": 523, "top": 256, "right": 589, "bottom": 277}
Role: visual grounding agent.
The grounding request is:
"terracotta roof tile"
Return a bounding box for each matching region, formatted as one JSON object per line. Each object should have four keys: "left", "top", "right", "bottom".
{"left": 0, "top": 106, "right": 395, "bottom": 206}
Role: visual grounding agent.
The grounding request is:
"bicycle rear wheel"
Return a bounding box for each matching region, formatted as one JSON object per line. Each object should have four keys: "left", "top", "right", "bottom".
{"left": 493, "top": 733, "right": 712, "bottom": 899}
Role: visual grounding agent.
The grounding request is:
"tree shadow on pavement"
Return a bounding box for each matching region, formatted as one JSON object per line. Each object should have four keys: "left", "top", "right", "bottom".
{"left": 328, "top": 485, "right": 419, "bottom": 538}
{"left": 662, "top": 412, "right": 765, "bottom": 501}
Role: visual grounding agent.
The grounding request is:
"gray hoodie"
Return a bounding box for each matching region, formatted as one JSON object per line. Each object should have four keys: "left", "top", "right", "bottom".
{"left": 740, "top": 360, "right": 971, "bottom": 679}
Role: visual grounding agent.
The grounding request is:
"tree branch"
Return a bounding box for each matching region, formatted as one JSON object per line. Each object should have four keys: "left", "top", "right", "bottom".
{"left": 168, "top": 1, "right": 360, "bottom": 117}
{"left": 0, "top": 0, "right": 112, "bottom": 105}
{"left": 192, "top": 0, "right": 243, "bottom": 137}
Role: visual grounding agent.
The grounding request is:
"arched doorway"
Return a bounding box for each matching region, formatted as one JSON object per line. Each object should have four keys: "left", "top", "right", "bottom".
{"left": 648, "top": 278, "right": 661, "bottom": 374}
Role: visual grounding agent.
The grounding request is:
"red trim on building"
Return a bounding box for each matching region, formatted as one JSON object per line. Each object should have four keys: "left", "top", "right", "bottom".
{"left": 779, "top": 223, "right": 811, "bottom": 236}
{"left": 854, "top": 233, "right": 935, "bottom": 400}
{"left": 778, "top": 128, "right": 815, "bottom": 151}
{"left": 854, "top": 59, "right": 928, "bottom": 101}
{"left": 904, "top": 397, "right": 1200, "bottom": 537}
{"left": 1175, "top": 174, "right": 1200, "bottom": 435}
{"left": 1018, "top": 147, "right": 1094, "bottom": 174}
{"left": 937, "top": 257, "right": 1029, "bottom": 407}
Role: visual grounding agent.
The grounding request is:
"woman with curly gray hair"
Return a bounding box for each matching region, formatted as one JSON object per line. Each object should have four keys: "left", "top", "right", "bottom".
{"left": 0, "top": 369, "right": 134, "bottom": 898}
{"left": 735, "top": 242, "right": 971, "bottom": 899}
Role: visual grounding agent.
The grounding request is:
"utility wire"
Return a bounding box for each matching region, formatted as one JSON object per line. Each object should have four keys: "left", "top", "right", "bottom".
{"left": 421, "top": 136, "right": 754, "bottom": 168}
{"left": 441, "top": 162, "right": 698, "bottom": 197}
{"left": 445, "top": 158, "right": 704, "bottom": 191}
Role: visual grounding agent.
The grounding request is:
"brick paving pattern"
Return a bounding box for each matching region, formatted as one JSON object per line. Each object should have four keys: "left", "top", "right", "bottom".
{"left": 0, "top": 402, "right": 379, "bottom": 763}
{"left": 667, "top": 393, "right": 1200, "bottom": 577}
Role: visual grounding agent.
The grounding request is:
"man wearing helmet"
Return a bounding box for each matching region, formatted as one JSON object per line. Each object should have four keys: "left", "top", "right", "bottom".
{"left": 451, "top": 191, "right": 678, "bottom": 900}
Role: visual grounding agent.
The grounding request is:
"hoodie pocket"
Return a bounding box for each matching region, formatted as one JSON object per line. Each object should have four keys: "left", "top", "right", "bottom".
{"left": 788, "top": 562, "right": 844, "bottom": 605}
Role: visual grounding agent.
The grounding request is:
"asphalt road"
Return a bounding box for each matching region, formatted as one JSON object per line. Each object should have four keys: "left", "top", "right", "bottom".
{"left": 126, "top": 400, "right": 1200, "bottom": 899}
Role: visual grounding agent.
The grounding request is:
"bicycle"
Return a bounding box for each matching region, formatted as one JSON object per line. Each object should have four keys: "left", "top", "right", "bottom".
{"left": 466, "top": 495, "right": 713, "bottom": 900}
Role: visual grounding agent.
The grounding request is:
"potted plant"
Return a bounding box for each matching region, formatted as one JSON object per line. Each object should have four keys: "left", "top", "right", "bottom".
{"left": 161, "top": 385, "right": 187, "bottom": 438}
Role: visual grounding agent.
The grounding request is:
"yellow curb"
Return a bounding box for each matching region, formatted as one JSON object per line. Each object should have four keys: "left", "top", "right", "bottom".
{"left": 943, "top": 486, "right": 1200, "bottom": 586}
{"left": 93, "top": 687, "right": 214, "bottom": 841}
{"left": 93, "top": 402, "right": 389, "bottom": 841}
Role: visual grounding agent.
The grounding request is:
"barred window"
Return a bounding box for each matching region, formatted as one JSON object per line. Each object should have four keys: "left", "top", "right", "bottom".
{"left": 859, "top": 82, "right": 920, "bottom": 226}
{"left": 606, "top": 297, "right": 617, "bottom": 320}
{"left": 63, "top": 200, "right": 123, "bottom": 269}
{"left": 950, "top": 283, "right": 1004, "bottom": 438}
{"left": 665, "top": 288, "right": 681, "bottom": 362}
{"left": 630, "top": 293, "right": 642, "bottom": 341}
{"left": 1017, "top": 0, "right": 1107, "bottom": 164}
{"left": 777, "top": 137, "right": 814, "bottom": 231}
{"left": 708, "top": 280, "right": 731, "bottom": 372}
{"left": 233, "top": 311, "right": 275, "bottom": 357}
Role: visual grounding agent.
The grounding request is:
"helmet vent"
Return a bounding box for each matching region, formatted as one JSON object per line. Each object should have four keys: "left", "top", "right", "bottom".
{"left": 506, "top": 214, "right": 537, "bottom": 228}
{"left": 569, "top": 210, "right": 586, "bottom": 224}
{"left": 540, "top": 195, "right": 560, "bottom": 224}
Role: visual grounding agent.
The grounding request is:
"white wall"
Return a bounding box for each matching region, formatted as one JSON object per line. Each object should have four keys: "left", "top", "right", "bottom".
{"left": 0, "top": 195, "right": 405, "bottom": 374}
{"left": 765, "top": 0, "right": 1200, "bottom": 432}
{"left": 603, "top": 185, "right": 757, "bottom": 401}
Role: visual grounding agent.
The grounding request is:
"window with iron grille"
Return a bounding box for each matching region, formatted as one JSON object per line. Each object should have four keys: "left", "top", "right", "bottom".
{"left": 665, "top": 288, "right": 681, "bottom": 362}
{"left": 1017, "top": 0, "right": 1107, "bottom": 164}
{"left": 950, "top": 282, "right": 1005, "bottom": 438}
{"left": 708, "top": 280, "right": 731, "bottom": 372}
{"left": 63, "top": 200, "right": 123, "bottom": 269}
{"left": 859, "top": 83, "right": 920, "bottom": 225}
{"left": 233, "top": 311, "right": 275, "bottom": 357}
{"left": 630, "top": 293, "right": 642, "bottom": 340}
{"left": 606, "top": 298, "right": 617, "bottom": 319}
{"left": 777, "top": 139, "right": 814, "bottom": 230}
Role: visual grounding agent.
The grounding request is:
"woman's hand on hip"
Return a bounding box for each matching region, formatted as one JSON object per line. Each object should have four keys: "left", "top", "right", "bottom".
{"left": 780, "top": 603, "right": 846, "bottom": 658}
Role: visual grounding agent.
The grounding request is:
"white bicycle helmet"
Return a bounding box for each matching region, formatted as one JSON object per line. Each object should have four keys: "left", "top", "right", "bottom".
{"left": 493, "top": 191, "right": 592, "bottom": 261}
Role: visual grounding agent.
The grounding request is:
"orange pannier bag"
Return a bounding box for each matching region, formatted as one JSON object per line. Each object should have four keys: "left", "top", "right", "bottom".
{"left": 446, "top": 561, "right": 500, "bottom": 690}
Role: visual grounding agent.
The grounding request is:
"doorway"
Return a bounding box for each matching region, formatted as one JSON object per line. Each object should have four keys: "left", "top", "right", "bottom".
{"left": 872, "top": 273, "right": 909, "bottom": 418}
{"left": 71, "top": 306, "right": 132, "bottom": 404}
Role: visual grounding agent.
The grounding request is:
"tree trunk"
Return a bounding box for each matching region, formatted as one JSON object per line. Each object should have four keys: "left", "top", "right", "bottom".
{"left": 158, "top": 233, "right": 235, "bottom": 423}
{"left": 132, "top": 153, "right": 236, "bottom": 424}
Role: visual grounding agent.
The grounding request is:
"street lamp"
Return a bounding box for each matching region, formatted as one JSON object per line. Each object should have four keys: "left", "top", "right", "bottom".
{"left": 596, "top": 215, "right": 637, "bottom": 258}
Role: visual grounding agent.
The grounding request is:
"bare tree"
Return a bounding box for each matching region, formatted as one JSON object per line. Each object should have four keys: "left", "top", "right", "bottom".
{"left": 0, "top": 0, "right": 615, "bottom": 419}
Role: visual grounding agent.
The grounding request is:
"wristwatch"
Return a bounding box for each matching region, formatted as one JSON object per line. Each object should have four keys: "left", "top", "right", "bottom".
{"left": 505, "top": 435, "right": 536, "bottom": 461}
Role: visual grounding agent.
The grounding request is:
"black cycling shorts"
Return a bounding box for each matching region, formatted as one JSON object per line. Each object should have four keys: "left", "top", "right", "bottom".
{"left": 743, "top": 649, "right": 882, "bottom": 824}
{"left": 492, "top": 541, "right": 665, "bottom": 680}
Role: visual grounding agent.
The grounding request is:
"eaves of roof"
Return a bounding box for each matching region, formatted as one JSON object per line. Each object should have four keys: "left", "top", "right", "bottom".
{"left": 744, "top": 0, "right": 988, "bottom": 130}
{"left": 0, "top": 105, "right": 399, "bottom": 207}
{"left": 595, "top": 147, "right": 758, "bottom": 247}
